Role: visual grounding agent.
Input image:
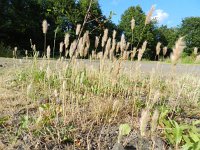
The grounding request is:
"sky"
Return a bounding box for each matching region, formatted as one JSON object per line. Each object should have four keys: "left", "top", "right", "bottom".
{"left": 98, "top": 0, "right": 200, "bottom": 27}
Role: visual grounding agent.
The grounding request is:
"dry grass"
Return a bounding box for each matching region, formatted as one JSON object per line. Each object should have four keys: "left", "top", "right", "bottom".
{"left": 0, "top": 57, "right": 199, "bottom": 149}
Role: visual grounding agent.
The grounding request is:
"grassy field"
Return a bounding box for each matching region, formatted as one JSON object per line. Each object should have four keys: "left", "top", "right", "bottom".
{"left": 0, "top": 57, "right": 199, "bottom": 150}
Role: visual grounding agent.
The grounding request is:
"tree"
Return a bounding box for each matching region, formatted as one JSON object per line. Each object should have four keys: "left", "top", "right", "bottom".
{"left": 118, "top": 5, "right": 158, "bottom": 59}
{"left": 179, "top": 17, "right": 200, "bottom": 54}
{"left": 156, "top": 25, "right": 178, "bottom": 56}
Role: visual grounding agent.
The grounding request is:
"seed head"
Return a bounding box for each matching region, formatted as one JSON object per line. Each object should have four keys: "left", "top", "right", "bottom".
{"left": 111, "top": 39, "right": 116, "bottom": 52}
{"left": 156, "top": 42, "right": 162, "bottom": 55}
{"left": 116, "top": 42, "right": 120, "bottom": 53}
{"left": 104, "top": 38, "right": 111, "bottom": 59}
{"left": 163, "top": 46, "right": 168, "bottom": 56}
{"left": 145, "top": 5, "right": 155, "bottom": 25}
{"left": 47, "top": 45, "right": 51, "bottom": 59}
{"left": 14, "top": 47, "right": 17, "bottom": 52}
{"left": 102, "top": 28, "right": 108, "bottom": 47}
{"left": 76, "top": 24, "right": 81, "bottom": 36}
{"left": 64, "top": 33, "right": 70, "bottom": 49}
{"left": 131, "top": 17, "right": 135, "bottom": 30}
{"left": 140, "top": 109, "right": 150, "bottom": 137}
{"left": 95, "top": 36, "right": 99, "bottom": 49}
{"left": 171, "top": 37, "right": 186, "bottom": 65}
{"left": 151, "top": 109, "right": 159, "bottom": 134}
{"left": 69, "top": 40, "right": 77, "bottom": 58}
{"left": 59, "top": 42, "right": 64, "bottom": 53}
{"left": 112, "top": 30, "right": 117, "bottom": 39}
{"left": 120, "top": 34, "right": 126, "bottom": 52}
{"left": 194, "top": 47, "right": 198, "bottom": 55}
{"left": 42, "top": 19, "right": 48, "bottom": 34}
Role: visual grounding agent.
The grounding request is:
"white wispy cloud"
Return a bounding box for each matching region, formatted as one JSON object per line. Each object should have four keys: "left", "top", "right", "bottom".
{"left": 152, "top": 9, "right": 169, "bottom": 24}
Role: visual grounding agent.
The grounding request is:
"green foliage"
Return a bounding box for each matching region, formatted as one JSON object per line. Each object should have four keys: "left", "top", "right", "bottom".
{"left": 118, "top": 5, "right": 158, "bottom": 59}
{"left": 119, "top": 123, "right": 131, "bottom": 136}
{"left": 156, "top": 25, "right": 178, "bottom": 56}
{"left": 0, "top": 42, "right": 13, "bottom": 57}
{"left": 179, "top": 17, "right": 200, "bottom": 54}
{"left": 118, "top": 123, "right": 131, "bottom": 143}
{"left": 160, "top": 111, "right": 200, "bottom": 149}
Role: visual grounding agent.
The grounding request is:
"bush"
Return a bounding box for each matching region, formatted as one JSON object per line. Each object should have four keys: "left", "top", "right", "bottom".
{"left": 0, "top": 42, "right": 13, "bottom": 57}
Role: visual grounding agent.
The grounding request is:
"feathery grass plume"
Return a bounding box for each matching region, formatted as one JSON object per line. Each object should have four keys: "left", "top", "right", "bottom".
{"left": 42, "top": 20, "right": 48, "bottom": 34}
{"left": 33, "top": 44, "right": 36, "bottom": 52}
{"left": 65, "top": 50, "right": 69, "bottom": 57}
{"left": 64, "top": 33, "right": 70, "bottom": 49}
{"left": 112, "top": 30, "right": 117, "bottom": 39}
{"left": 59, "top": 42, "right": 64, "bottom": 58}
{"left": 104, "top": 37, "right": 111, "bottom": 59}
{"left": 110, "top": 39, "right": 116, "bottom": 60}
{"left": 46, "top": 45, "right": 51, "bottom": 59}
{"left": 14, "top": 47, "right": 17, "bottom": 52}
{"left": 53, "top": 27, "right": 59, "bottom": 58}
{"left": 137, "top": 48, "right": 143, "bottom": 61}
{"left": 111, "top": 38, "right": 116, "bottom": 52}
{"left": 83, "top": 30, "right": 89, "bottom": 46}
{"left": 131, "top": 17, "right": 135, "bottom": 31}
{"left": 59, "top": 42, "right": 64, "bottom": 53}
{"left": 141, "top": 40, "right": 148, "bottom": 53}
{"left": 69, "top": 40, "right": 77, "bottom": 58}
{"left": 131, "top": 47, "right": 137, "bottom": 61}
{"left": 14, "top": 47, "right": 17, "bottom": 58}
{"left": 76, "top": 24, "right": 81, "bottom": 36}
{"left": 151, "top": 109, "right": 159, "bottom": 135}
{"left": 120, "top": 34, "right": 126, "bottom": 53}
{"left": 125, "top": 42, "right": 130, "bottom": 51}
{"left": 163, "top": 46, "right": 168, "bottom": 56}
{"left": 36, "top": 51, "right": 39, "bottom": 57}
{"left": 42, "top": 19, "right": 48, "bottom": 55}
{"left": 95, "top": 36, "right": 99, "bottom": 49}
{"left": 145, "top": 5, "right": 155, "bottom": 25}
{"left": 30, "top": 39, "right": 33, "bottom": 49}
{"left": 194, "top": 47, "right": 198, "bottom": 55}
{"left": 140, "top": 109, "right": 150, "bottom": 137}
{"left": 116, "top": 42, "right": 120, "bottom": 53}
{"left": 25, "top": 50, "right": 28, "bottom": 58}
{"left": 156, "top": 42, "right": 162, "bottom": 56}
{"left": 171, "top": 37, "right": 186, "bottom": 65}
{"left": 101, "top": 28, "right": 108, "bottom": 48}
{"left": 78, "top": 37, "right": 84, "bottom": 57}
{"left": 85, "top": 31, "right": 90, "bottom": 48}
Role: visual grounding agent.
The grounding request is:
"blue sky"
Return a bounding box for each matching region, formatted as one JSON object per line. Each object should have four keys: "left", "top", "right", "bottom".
{"left": 98, "top": 0, "right": 200, "bottom": 27}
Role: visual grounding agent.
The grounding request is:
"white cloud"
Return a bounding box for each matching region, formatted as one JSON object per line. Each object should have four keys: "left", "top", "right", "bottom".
{"left": 152, "top": 9, "right": 169, "bottom": 24}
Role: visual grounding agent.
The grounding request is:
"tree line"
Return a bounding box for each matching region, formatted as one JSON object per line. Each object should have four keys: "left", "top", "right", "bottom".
{"left": 0, "top": 0, "right": 199, "bottom": 59}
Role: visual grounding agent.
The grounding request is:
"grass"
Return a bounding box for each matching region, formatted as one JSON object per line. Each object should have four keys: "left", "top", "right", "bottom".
{"left": 0, "top": 57, "right": 199, "bottom": 149}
